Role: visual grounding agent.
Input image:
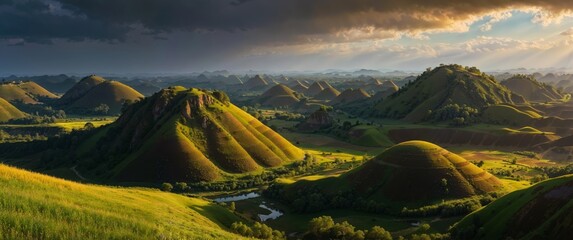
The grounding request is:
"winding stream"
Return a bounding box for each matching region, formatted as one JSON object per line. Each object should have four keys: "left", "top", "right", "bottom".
{"left": 213, "top": 192, "right": 260, "bottom": 202}
{"left": 213, "top": 192, "right": 284, "bottom": 222}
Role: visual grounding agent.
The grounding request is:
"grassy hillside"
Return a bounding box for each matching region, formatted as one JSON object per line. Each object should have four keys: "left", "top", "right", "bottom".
{"left": 291, "top": 80, "right": 308, "bottom": 93}
{"left": 0, "top": 163, "right": 244, "bottom": 239}
{"left": 305, "top": 82, "right": 325, "bottom": 96}
{"left": 348, "top": 125, "right": 392, "bottom": 147}
{"left": 314, "top": 87, "right": 341, "bottom": 101}
{"left": 59, "top": 75, "right": 106, "bottom": 104}
{"left": 76, "top": 87, "right": 304, "bottom": 183}
{"left": 69, "top": 81, "right": 144, "bottom": 113}
{"left": 17, "top": 81, "right": 58, "bottom": 99}
{"left": 452, "top": 175, "right": 573, "bottom": 239}
{"left": 282, "top": 141, "right": 503, "bottom": 207}
{"left": 480, "top": 105, "right": 540, "bottom": 126}
{"left": 258, "top": 84, "right": 300, "bottom": 107}
{"left": 0, "top": 97, "right": 27, "bottom": 122}
{"left": 0, "top": 81, "right": 58, "bottom": 104}
{"left": 58, "top": 75, "right": 143, "bottom": 114}
{"left": 244, "top": 75, "right": 268, "bottom": 90}
{"left": 501, "top": 74, "right": 563, "bottom": 102}
{"left": 330, "top": 88, "right": 371, "bottom": 105}
{"left": 375, "top": 64, "right": 525, "bottom": 122}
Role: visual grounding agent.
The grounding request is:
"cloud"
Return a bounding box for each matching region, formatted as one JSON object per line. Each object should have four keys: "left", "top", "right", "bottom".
{"left": 480, "top": 11, "right": 512, "bottom": 31}
{"left": 0, "top": 0, "right": 129, "bottom": 43}
{"left": 561, "top": 28, "right": 573, "bottom": 36}
{"left": 2, "top": 0, "right": 573, "bottom": 47}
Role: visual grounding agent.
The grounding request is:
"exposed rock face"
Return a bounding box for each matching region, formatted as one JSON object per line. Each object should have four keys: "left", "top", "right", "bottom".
{"left": 298, "top": 108, "right": 334, "bottom": 131}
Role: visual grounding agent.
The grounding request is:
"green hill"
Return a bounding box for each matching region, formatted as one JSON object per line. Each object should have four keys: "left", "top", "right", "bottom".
{"left": 0, "top": 97, "right": 27, "bottom": 122}
{"left": 291, "top": 80, "right": 308, "bottom": 93}
{"left": 244, "top": 75, "right": 268, "bottom": 90}
{"left": 282, "top": 141, "right": 503, "bottom": 207}
{"left": 0, "top": 163, "right": 243, "bottom": 239}
{"left": 374, "top": 65, "right": 526, "bottom": 122}
{"left": 452, "top": 175, "right": 573, "bottom": 239}
{"left": 501, "top": 74, "right": 563, "bottom": 102}
{"left": 0, "top": 81, "right": 58, "bottom": 104}
{"left": 305, "top": 82, "right": 325, "bottom": 96}
{"left": 314, "top": 87, "right": 341, "bottom": 101}
{"left": 58, "top": 75, "right": 144, "bottom": 114}
{"left": 480, "top": 105, "right": 540, "bottom": 126}
{"left": 77, "top": 87, "right": 304, "bottom": 183}
{"left": 330, "top": 88, "right": 371, "bottom": 105}
{"left": 258, "top": 84, "right": 300, "bottom": 107}
{"left": 348, "top": 125, "right": 392, "bottom": 147}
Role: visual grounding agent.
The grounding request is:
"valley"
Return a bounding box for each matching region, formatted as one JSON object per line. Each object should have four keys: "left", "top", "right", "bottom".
{"left": 3, "top": 65, "right": 573, "bottom": 239}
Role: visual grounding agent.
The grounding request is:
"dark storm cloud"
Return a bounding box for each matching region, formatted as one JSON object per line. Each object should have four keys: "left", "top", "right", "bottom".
{"left": 0, "top": 0, "right": 128, "bottom": 43}
{"left": 3, "top": 0, "right": 573, "bottom": 44}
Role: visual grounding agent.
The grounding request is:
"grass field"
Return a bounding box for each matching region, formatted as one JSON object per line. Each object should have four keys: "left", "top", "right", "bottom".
{"left": 0, "top": 163, "right": 244, "bottom": 239}
{"left": 452, "top": 175, "right": 573, "bottom": 239}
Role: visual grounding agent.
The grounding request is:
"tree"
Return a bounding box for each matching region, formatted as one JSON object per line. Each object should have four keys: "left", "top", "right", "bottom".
{"left": 309, "top": 216, "right": 335, "bottom": 236}
{"left": 365, "top": 226, "right": 392, "bottom": 240}
{"left": 175, "top": 182, "right": 188, "bottom": 192}
{"left": 93, "top": 104, "right": 110, "bottom": 115}
{"left": 160, "top": 183, "right": 173, "bottom": 192}
{"left": 229, "top": 202, "right": 236, "bottom": 212}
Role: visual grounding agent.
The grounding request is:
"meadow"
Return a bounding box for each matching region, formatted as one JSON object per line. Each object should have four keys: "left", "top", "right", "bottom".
{"left": 0, "top": 163, "right": 245, "bottom": 240}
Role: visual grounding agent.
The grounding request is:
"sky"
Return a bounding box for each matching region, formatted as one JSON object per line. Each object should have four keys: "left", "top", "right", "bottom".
{"left": 2, "top": 0, "right": 573, "bottom": 75}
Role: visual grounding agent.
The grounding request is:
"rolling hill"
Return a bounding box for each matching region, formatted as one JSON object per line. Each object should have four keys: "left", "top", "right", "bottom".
{"left": 258, "top": 84, "right": 300, "bottom": 107}
{"left": 0, "top": 163, "right": 243, "bottom": 239}
{"left": 330, "top": 88, "right": 371, "bottom": 105}
{"left": 0, "top": 97, "right": 27, "bottom": 122}
{"left": 374, "top": 65, "right": 526, "bottom": 122}
{"left": 0, "top": 81, "right": 58, "bottom": 104}
{"left": 57, "top": 75, "right": 144, "bottom": 114}
{"left": 282, "top": 141, "right": 503, "bottom": 206}
{"left": 501, "top": 74, "right": 563, "bottom": 102}
{"left": 76, "top": 87, "right": 304, "bottom": 183}
{"left": 305, "top": 82, "right": 325, "bottom": 96}
{"left": 244, "top": 75, "right": 269, "bottom": 90}
{"left": 314, "top": 87, "right": 340, "bottom": 101}
{"left": 5, "top": 74, "right": 78, "bottom": 94}
{"left": 452, "top": 175, "right": 573, "bottom": 239}
{"left": 290, "top": 80, "right": 308, "bottom": 93}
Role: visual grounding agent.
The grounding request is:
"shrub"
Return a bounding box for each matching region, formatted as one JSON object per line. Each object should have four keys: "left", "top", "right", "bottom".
{"left": 160, "top": 183, "right": 173, "bottom": 192}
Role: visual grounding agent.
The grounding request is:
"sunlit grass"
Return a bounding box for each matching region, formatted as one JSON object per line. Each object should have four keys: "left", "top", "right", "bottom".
{"left": 0, "top": 164, "right": 243, "bottom": 240}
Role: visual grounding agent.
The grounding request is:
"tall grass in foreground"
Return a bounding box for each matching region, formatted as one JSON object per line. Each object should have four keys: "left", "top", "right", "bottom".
{"left": 0, "top": 164, "right": 243, "bottom": 240}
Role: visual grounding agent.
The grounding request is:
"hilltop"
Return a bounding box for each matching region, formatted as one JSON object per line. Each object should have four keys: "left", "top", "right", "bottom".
{"left": 305, "top": 82, "right": 325, "bottom": 96}
{"left": 0, "top": 97, "right": 27, "bottom": 122}
{"left": 374, "top": 65, "right": 526, "bottom": 122}
{"left": 452, "top": 175, "right": 573, "bottom": 239}
{"left": 501, "top": 74, "right": 563, "bottom": 102}
{"left": 57, "top": 75, "right": 144, "bottom": 114}
{"left": 290, "top": 80, "right": 308, "bottom": 93}
{"left": 76, "top": 87, "right": 304, "bottom": 183}
{"left": 330, "top": 88, "right": 371, "bottom": 105}
{"left": 0, "top": 163, "right": 243, "bottom": 239}
{"left": 258, "top": 84, "right": 300, "bottom": 107}
{"left": 244, "top": 75, "right": 269, "bottom": 90}
{"left": 280, "top": 141, "right": 503, "bottom": 206}
{"left": 314, "top": 87, "right": 340, "bottom": 101}
{"left": 0, "top": 81, "right": 58, "bottom": 104}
